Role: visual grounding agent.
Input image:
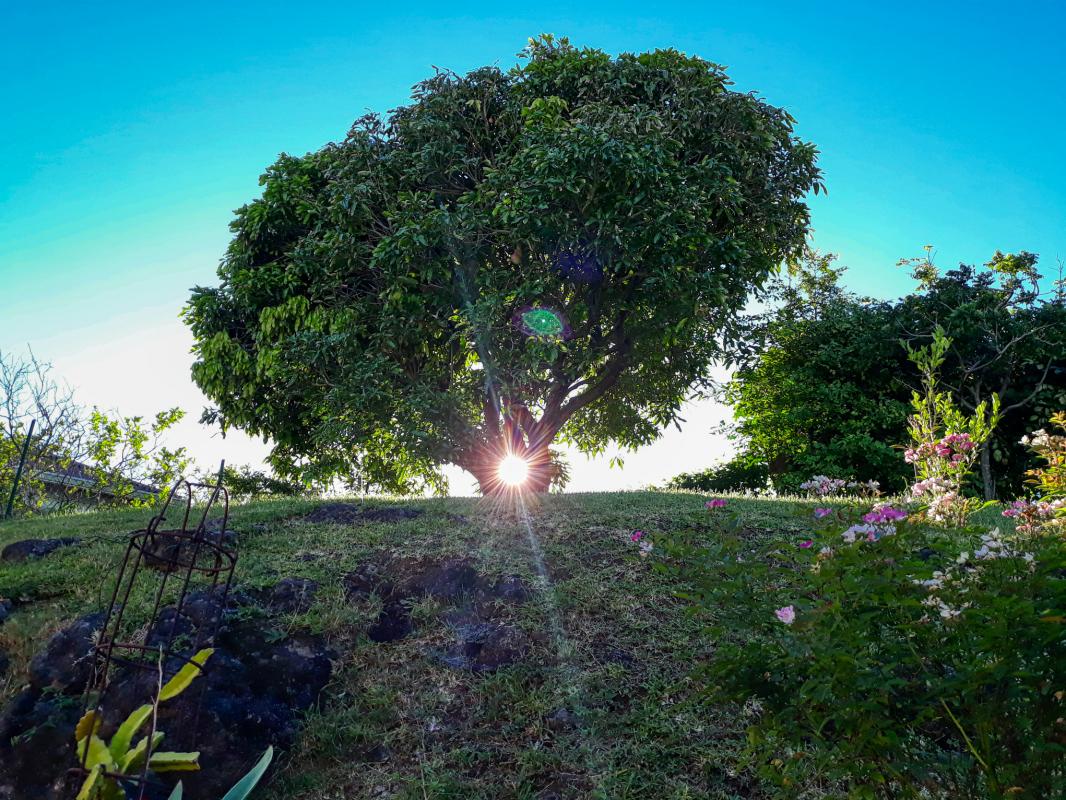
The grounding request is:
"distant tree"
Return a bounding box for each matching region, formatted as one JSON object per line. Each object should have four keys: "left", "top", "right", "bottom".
{"left": 0, "top": 349, "right": 189, "bottom": 515}
{"left": 712, "top": 250, "right": 1066, "bottom": 498}
{"left": 723, "top": 254, "right": 912, "bottom": 493}
{"left": 185, "top": 36, "right": 821, "bottom": 494}
{"left": 897, "top": 249, "right": 1066, "bottom": 498}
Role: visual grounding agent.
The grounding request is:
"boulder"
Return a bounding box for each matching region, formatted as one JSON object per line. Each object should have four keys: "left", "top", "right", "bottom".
{"left": 27, "top": 611, "right": 105, "bottom": 692}
{"left": 1, "top": 537, "right": 79, "bottom": 563}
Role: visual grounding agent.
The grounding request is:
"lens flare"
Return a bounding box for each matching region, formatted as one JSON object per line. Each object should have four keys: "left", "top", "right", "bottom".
{"left": 497, "top": 454, "right": 530, "bottom": 487}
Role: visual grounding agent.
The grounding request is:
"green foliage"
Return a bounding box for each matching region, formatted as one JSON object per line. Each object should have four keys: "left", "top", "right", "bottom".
{"left": 211, "top": 464, "right": 309, "bottom": 501}
{"left": 903, "top": 327, "right": 1000, "bottom": 525}
{"left": 167, "top": 746, "right": 274, "bottom": 800}
{"left": 665, "top": 454, "right": 768, "bottom": 493}
{"left": 1, "top": 349, "right": 189, "bottom": 516}
{"left": 720, "top": 250, "right": 1066, "bottom": 498}
{"left": 185, "top": 35, "right": 820, "bottom": 492}
{"left": 74, "top": 648, "right": 213, "bottom": 799}
{"left": 663, "top": 507, "right": 1066, "bottom": 798}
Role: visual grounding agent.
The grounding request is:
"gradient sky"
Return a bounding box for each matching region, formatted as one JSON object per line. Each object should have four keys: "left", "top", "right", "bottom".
{"left": 2, "top": 2, "right": 1064, "bottom": 493}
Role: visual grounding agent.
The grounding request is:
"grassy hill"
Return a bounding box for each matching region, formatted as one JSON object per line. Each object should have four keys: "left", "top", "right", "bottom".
{"left": 0, "top": 492, "right": 1003, "bottom": 799}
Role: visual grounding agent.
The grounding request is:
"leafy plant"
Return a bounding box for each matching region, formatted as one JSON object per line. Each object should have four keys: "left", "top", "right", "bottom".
{"left": 166, "top": 746, "right": 274, "bottom": 800}
{"left": 74, "top": 648, "right": 213, "bottom": 800}
{"left": 184, "top": 34, "right": 821, "bottom": 495}
{"left": 662, "top": 465, "right": 1066, "bottom": 797}
{"left": 903, "top": 326, "right": 1000, "bottom": 525}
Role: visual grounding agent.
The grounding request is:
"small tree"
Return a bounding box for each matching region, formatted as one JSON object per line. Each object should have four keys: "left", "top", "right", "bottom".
{"left": 184, "top": 36, "right": 821, "bottom": 494}
{"left": 0, "top": 349, "right": 189, "bottom": 515}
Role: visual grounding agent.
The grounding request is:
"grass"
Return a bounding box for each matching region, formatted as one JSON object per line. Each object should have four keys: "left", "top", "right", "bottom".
{"left": 0, "top": 491, "right": 1006, "bottom": 798}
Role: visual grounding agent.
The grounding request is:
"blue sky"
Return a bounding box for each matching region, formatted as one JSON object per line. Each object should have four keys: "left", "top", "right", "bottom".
{"left": 2, "top": 2, "right": 1064, "bottom": 491}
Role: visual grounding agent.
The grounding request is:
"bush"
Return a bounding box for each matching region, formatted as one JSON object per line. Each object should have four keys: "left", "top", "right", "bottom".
{"left": 666, "top": 456, "right": 769, "bottom": 493}
{"left": 665, "top": 510, "right": 1065, "bottom": 797}
{"left": 661, "top": 435, "right": 1066, "bottom": 798}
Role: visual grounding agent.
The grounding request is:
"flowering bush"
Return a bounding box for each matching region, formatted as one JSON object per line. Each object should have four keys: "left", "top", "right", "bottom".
{"left": 662, "top": 495, "right": 1066, "bottom": 797}
{"left": 799, "top": 475, "right": 881, "bottom": 498}
{"left": 903, "top": 328, "right": 1000, "bottom": 525}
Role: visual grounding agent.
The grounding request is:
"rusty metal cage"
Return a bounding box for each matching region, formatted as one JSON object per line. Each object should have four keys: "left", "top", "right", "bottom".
{"left": 75, "top": 474, "right": 237, "bottom": 799}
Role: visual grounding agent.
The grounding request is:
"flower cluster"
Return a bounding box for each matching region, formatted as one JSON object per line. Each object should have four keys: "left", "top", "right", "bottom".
{"left": 913, "top": 527, "right": 1035, "bottom": 621}
{"left": 799, "top": 475, "right": 847, "bottom": 496}
{"left": 705, "top": 498, "right": 728, "bottom": 509}
{"left": 841, "top": 522, "right": 896, "bottom": 543}
{"left": 799, "top": 476, "right": 880, "bottom": 497}
{"left": 862, "top": 505, "right": 907, "bottom": 524}
{"left": 904, "top": 432, "right": 975, "bottom": 465}
{"left": 630, "top": 530, "right": 653, "bottom": 556}
{"left": 1002, "top": 498, "right": 1065, "bottom": 534}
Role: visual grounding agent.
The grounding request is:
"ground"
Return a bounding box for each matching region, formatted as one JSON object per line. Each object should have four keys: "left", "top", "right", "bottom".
{"left": 0, "top": 492, "right": 1005, "bottom": 799}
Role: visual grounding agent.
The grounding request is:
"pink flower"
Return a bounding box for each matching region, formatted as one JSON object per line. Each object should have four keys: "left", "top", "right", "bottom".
{"left": 799, "top": 539, "right": 813, "bottom": 549}
{"left": 813, "top": 507, "right": 832, "bottom": 519}
{"left": 863, "top": 506, "right": 907, "bottom": 524}
{"left": 774, "top": 605, "right": 796, "bottom": 625}
{"left": 705, "top": 498, "right": 728, "bottom": 509}
{"left": 630, "top": 530, "right": 645, "bottom": 542}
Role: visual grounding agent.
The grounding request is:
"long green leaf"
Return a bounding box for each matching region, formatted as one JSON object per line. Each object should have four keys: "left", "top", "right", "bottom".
{"left": 158, "top": 648, "right": 213, "bottom": 702}
{"left": 121, "top": 731, "right": 165, "bottom": 772}
{"left": 75, "top": 765, "right": 102, "bottom": 800}
{"left": 166, "top": 783, "right": 184, "bottom": 800}
{"left": 220, "top": 746, "right": 274, "bottom": 800}
{"left": 148, "top": 750, "right": 201, "bottom": 772}
{"left": 109, "top": 704, "right": 153, "bottom": 762}
{"left": 76, "top": 734, "right": 115, "bottom": 771}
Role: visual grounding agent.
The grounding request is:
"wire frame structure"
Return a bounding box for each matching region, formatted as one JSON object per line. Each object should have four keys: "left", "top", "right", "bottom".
{"left": 75, "top": 474, "right": 237, "bottom": 799}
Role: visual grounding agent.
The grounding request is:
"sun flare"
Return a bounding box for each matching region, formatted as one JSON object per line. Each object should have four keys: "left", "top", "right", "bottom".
{"left": 497, "top": 454, "right": 530, "bottom": 487}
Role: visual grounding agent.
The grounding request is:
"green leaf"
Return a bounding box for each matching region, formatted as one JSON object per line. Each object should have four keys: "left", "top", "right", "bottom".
{"left": 158, "top": 648, "right": 213, "bottom": 702}
{"left": 166, "top": 784, "right": 184, "bottom": 800}
{"left": 75, "top": 765, "right": 102, "bottom": 800}
{"left": 77, "top": 734, "right": 115, "bottom": 771}
{"left": 148, "top": 751, "right": 201, "bottom": 772}
{"left": 74, "top": 710, "right": 100, "bottom": 743}
{"left": 109, "top": 704, "right": 153, "bottom": 762}
{"left": 220, "top": 746, "right": 274, "bottom": 800}
{"left": 121, "top": 731, "right": 165, "bottom": 772}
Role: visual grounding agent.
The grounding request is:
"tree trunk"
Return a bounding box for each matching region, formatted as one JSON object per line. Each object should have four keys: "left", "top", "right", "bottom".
{"left": 979, "top": 444, "right": 996, "bottom": 501}
{"left": 465, "top": 441, "right": 553, "bottom": 496}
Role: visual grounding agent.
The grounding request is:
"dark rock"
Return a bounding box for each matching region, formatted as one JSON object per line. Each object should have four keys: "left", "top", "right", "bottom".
{"left": 917, "top": 547, "right": 938, "bottom": 561}
{"left": 0, "top": 590, "right": 334, "bottom": 800}
{"left": 0, "top": 537, "right": 79, "bottom": 563}
{"left": 142, "top": 529, "right": 236, "bottom": 572}
{"left": 268, "top": 578, "right": 318, "bottom": 614}
{"left": 398, "top": 558, "right": 484, "bottom": 601}
{"left": 0, "top": 688, "right": 82, "bottom": 800}
{"left": 0, "top": 599, "right": 11, "bottom": 626}
{"left": 363, "top": 743, "right": 391, "bottom": 763}
{"left": 343, "top": 563, "right": 393, "bottom": 599}
{"left": 367, "top": 601, "right": 413, "bottom": 643}
{"left": 301, "top": 502, "right": 423, "bottom": 525}
{"left": 436, "top": 612, "right": 530, "bottom": 672}
{"left": 490, "top": 574, "right": 531, "bottom": 603}
{"left": 28, "top": 612, "right": 105, "bottom": 692}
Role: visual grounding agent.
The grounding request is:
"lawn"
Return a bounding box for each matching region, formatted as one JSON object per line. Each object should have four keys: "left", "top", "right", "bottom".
{"left": 0, "top": 492, "right": 1004, "bottom": 799}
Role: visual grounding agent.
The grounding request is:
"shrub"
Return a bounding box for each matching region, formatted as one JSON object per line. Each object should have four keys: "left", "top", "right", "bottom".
{"left": 666, "top": 456, "right": 769, "bottom": 493}
{"left": 661, "top": 419, "right": 1066, "bottom": 798}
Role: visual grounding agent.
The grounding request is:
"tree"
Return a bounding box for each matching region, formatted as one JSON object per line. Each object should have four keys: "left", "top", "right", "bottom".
{"left": 897, "top": 249, "right": 1066, "bottom": 498}
{"left": 185, "top": 36, "right": 822, "bottom": 494}
{"left": 714, "top": 250, "right": 1065, "bottom": 498}
{"left": 0, "top": 349, "right": 189, "bottom": 515}
{"left": 723, "top": 254, "right": 913, "bottom": 493}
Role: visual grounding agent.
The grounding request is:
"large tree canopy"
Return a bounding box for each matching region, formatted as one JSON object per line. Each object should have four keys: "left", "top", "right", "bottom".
{"left": 185, "top": 36, "right": 821, "bottom": 493}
